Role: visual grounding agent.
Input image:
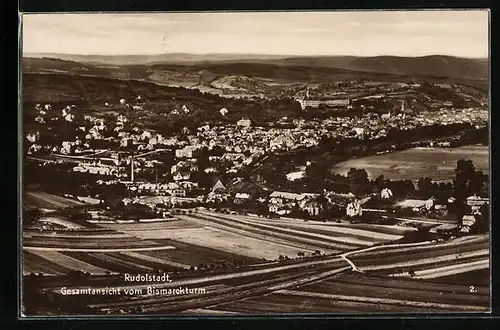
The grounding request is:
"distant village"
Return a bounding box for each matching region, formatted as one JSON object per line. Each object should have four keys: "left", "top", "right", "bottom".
{"left": 24, "top": 88, "right": 489, "bottom": 236}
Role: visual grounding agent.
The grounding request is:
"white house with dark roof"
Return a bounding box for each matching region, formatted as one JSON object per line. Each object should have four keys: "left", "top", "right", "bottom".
{"left": 237, "top": 117, "right": 253, "bottom": 127}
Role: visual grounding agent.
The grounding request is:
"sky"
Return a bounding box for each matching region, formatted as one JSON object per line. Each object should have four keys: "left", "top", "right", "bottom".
{"left": 21, "top": 11, "right": 489, "bottom": 58}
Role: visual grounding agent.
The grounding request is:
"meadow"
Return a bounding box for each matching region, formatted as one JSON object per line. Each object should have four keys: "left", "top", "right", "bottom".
{"left": 331, "top": 145, "right": 489, "bottom": 181}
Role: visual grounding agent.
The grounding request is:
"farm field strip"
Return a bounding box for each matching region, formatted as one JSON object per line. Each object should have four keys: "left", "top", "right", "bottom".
{"left": 37, "top": 217, "right": 84, "bottom": 229}
{"left": 139, "top": 242, "right": 259, "bottom": 267}
{"left": 23, "top": 251, "right": 71, "bottom": 275}
{"left": 226, "top": 213, "right": 410, "bottom": 244}
{"left": 371, "top": 255, "right": 489, "bottom": 277}
{"left": 349, "top": 235, "right": 489, "bottom": 259}
{"left": 25, "top": 191, "right": 85, "bottom": 209}
{"left": 23, "top": 234, "right": 157, "bottom": 243}
{"left": 23, "top": 245, "right": 176, "bottom": 252}
{"left": 411, "top": 259, "right": 489, "bottom": 279}
{"left": 201, "top": 212, "right": 380, "bottom": 245}
{"left": 213, "top": 294, "right": 437, "bottom": 313}
{"left": 187, "top": 216, "right": 324, "bottom": 253}
{"left": 99, "top": 252, "right": 156, "bottom": 272}
{"left": 94, "top": 283, "right": 239, "bottom": 311}
{"left": 118, "top": 224, "right": 315, "bottom": 260}
{"left": 257, "top": 221, "right": 402, "bottom": 241}
{"left": 26, "top": 227, "right": 123, "bottom": 234}
{"left": 26, "top": 232, "right": 131, "bottom": 239}
{"left": 120, "top": 251, "right": 191, "bottom": 270}
{"left": 53, "top": 255, "right": 348, "bottom": 295}
{"left": 357, "top": 248, "right": 490, "bottom": 271}
{"left": 196, "top": 212, "right": 369, "bottom": 249}
{"left": 350, "top": 241, "right": 489, "bottom": 266}
{"left": 61, "top": 252, "right": 129, "bottom": 274}
{"left": 92, "top": 267, "right": 330, "bottom": 310}
{"left": 381, "top": 257, "right": 489, "bottom": 278}
{"left": 322, "top": 223, "right": 417, "bottom": 235}
{"left": 244, "top": 216, "right": 407, "bottom": 240}
{"left": 110, "top": 251, "right": 182, "bottom": 272}
{"left": 27, "top": 250, "right": 110, "bottom": 274}
{"left": 23, "top": 262, "right": 36, "bottom": 275}
{"left": 183, "top": 308, "right": 240, "bottom": 315}
{"left": 431, "top": 269, "right": 489, "bottom": 286}
{"left": 298, "top": 278, "right": 488, "bottom": 306}
{"left": 325, "top": 273, "right": 489, "bottom": 295}
{"left": 23, "top": 238, "right": 160, "bottom": 249}
{"left": 97, "top": 263, "right": 351, "bottom": 312}
{"left": 177, "top": 214, "right": 333, "bottom": 254}
{"left": 23, "top": 255, "right": 52, "bottom": 275}
{"left": 448, "top": 234, "right": 489, "bottom": 243}
{"left": 275, "top": 290, "right": 487, "bottom": 311}
{"left": 246, "top": 215, "right": 415, "bottom": 235}
{"left": 101, "top": 220, "right": 203, "bottom": 231}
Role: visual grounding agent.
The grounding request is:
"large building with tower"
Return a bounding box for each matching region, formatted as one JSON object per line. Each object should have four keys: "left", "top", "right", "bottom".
{"left": 296, "top": 87, "right": 351, "bottom": 110}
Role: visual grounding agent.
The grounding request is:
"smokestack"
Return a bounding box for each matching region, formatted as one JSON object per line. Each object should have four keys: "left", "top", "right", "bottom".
{"left": 130, "top": 157, "right": 134, "bottom": 182}
{"left": 401, "top": 100, "right": 405, "bottom": 112}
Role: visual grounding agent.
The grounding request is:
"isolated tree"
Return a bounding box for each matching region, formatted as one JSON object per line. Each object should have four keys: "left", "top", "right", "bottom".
{"left": 417, "top": 177, "right": 433, "bottom": 198}
{"left": 454, "top": 159, "right": 476, "bottom": 200}
{"left": 347, "top": 168, "right": 369, "bottom": 195}
{"left": 374, "top": 174, "right": 386, "bottom": 192}
{"left": 469, "top": 170, "right": 486, "bottom": 196}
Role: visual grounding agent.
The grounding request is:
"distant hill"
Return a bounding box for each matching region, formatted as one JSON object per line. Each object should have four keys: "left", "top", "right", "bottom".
{"left": 341, "top": 55, "right": 488, "bottom": 81}
{"left": 23, "top": 53, "right": 488, "bottom": 81}
{"left": 23, "top": 53, "right": 293, "bottom": 66}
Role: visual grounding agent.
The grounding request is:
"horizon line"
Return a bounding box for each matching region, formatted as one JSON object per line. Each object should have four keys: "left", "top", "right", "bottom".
{"left": 22, "top": 52, "right": 488, "bottom": 60}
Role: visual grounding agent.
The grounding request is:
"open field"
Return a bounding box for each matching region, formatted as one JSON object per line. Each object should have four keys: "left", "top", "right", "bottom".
{"left": 23, "top": 249, "right": 185, "bottom": 275}
{"left": 23, "top": 218, "right": 262, "bottom": 274}
{"left": 402, "top": 258, "right": 489, "bottom": 279}
{"left": 212, "top": 272, "right": 489, "bottom": 313}
{"left": 262, "top": 216, "right": 417, "bottom": 235}
{"left": 24, "top": 250, "right": 110, "bottom": 275}
{"left": 23, "top": 234, "right": 162, "bottom": 250}
{"left": 37, "top": 217, "right": 84, "bottom": 229}
{"left": 349, "top": 234, "right": 488, "bottom": 261}
{"left": 22, "top": 208, "right": 490, "bottom": 313}
{"left": 43, "top": 256, "right": 351, "bottom": 314}
{"left": 100, "top": 211, "right": 420, "bottom": 262}
{"left": 24, "top": 191, "right": 84, "bottom": 209}
{"left": 331, "top": 145, "right": 489, "bottom": 181}
{"left": 346, "top": 234, "right": 489, "bottom": 282}
{"left": 109, "top": 223, "right": 312, "bottom": 260}
{"left": 139, "top": 240, "right": 260, "bottom": 267}
{"left": 101, "top": 218, "right": 204, "bottom": 231}
{"left": 191, "top": 211, "right": 413, "bottom": 250}
{"left": 429, "top": 268, "right": 489, "bottom": 286}
{"left": 23, "top": 230, "right": 490, "bottom": 313}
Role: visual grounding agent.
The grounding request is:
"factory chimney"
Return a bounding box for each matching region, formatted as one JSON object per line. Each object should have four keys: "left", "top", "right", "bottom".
{"left": 130, "top": 157, "right": 135, "bottom": 182}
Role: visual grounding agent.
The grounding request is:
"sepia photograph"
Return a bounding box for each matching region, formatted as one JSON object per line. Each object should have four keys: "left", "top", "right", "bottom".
{"left": 19, "top": 10, "right": 490, "bottom": 316}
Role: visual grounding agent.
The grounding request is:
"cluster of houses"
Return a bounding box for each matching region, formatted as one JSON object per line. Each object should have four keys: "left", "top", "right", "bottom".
{"left": 125, "top": 181, "right": 198, "bottom": 197}
{"left": 202, "top": 180, "right": 371, "bottom": 217}
{"left": 73, "top": 162, "right": 119, "bottom": 176}
{"left": 26, "top": 97, "right": 489, "bottom": 232}
{"left": 460, "top": 195, "right": 490, "bottom": 234}
{"left": 27, "top": 95, "right": 487, "bottom": 174}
